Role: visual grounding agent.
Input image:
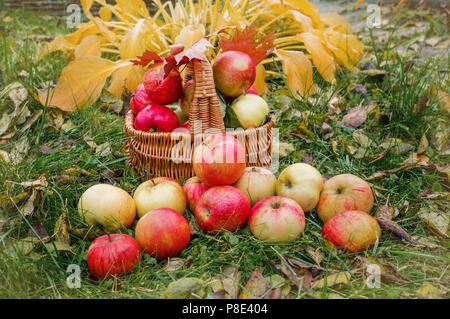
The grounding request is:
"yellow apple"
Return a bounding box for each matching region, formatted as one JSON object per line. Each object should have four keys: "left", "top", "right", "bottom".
{"left": 275, "top": 163, "right": 323, "bottom": 212}
{"left": 133, "top": 177, "right": 186, "bottom": 218}
{"left": 78, "top": 184, "right": 136, "bottom": 232}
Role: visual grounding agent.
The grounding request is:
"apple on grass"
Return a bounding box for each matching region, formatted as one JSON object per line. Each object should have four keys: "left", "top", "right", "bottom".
{"left": 195, "top": 186, "right": 251, "bottom": 233}
{"left": 213, "top": 51, "right": 256, "bottom": 98}
{"left": 78, "top": 184, "right": 136, "bottom": 232}
{"left": 135, "top": 208, "right": 190, "bottom": 261}
{"left": 130, "top": 83, "right": 152, "bottom": 115}
{"left": 143, "top": 62, "right": 182, "bottom": 105}
{"left": 317, "top": 174, "right": 374, "bottom": 223}
{"left": 133, "top": 177, "right": 187, "bottom": 218}
{"left": 193, "top": 133, "right": 246, "bottom": 187}
{"left": 87, "top": 234, "right": 142, "bottom": 279}
{"left": 134, "top": 104, "right": 180, "bottom": 132}
{"left": 322, "top": 210, "right": 381, "bottom": 253}
{"left": 183, "top": 176, "right": 209, "bottom": 212}
{"left": 276, "top": 163, "right": 324, "bottom": 212}
{"left": 232, "top": 167, "right": 276, "bottom": 206}
{"left": 249, "top": 196, "right": 305, "bottom": 243}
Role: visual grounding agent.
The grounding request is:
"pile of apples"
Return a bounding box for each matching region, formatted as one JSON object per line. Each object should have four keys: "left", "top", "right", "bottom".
{"left": 130, "top": 50, "right": 269, "bottom": 133}
{"left": 79, "top": 133, "right": 381, "bottom": 279}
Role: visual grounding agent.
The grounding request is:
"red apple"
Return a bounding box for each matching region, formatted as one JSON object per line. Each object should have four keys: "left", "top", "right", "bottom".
{"left": 232, "top": 167, "right": 276, "bottom": 206}
{"left": 143, "top": 62, "right": 183, "bottom": 105}
{"left": 195, "top": 185, "right": 251, "bottom": 233}
{"left": 322, "top": 210, "right": 381, "bottom": 253}
{"left": 87, "top": 234, "right": 142, "bottom": 279}
{"left": 130, "top": 83, "right": 152, "bottom": 115}
{"left": 317, "top": 174, "right": 374, "bottom": 223}
{"left": 183, "top": 176, "right": 209, "bottom": 212}
{"left": 180, "top": 79, "right": 195, "bottom": 116}
{"left": 249, "top": 196, "right": 305, "bottom": 243}
{"left": 193, "top": 133, "right": 246, "bottom": 187}
{"left": 134, "top": 104, "right": 180, "bottom": 132}
{"left": 213, "top": 51, "right": 256, "bottom": 98}
{"left": 133, "top": 177, "right": 186, "bottom": 218}
{"left": 135, "top": 208, "right": 190, "bottom": 261}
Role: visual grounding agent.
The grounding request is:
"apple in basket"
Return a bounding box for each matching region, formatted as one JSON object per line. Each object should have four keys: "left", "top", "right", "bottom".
{"left": 78, "top": 184, "right": 136, "bottom": 232}
{"left": 249, "top": 196, "right": 305, "bottom": 243}
{"left": 133, "top": 177, "right": 187, "bottom": 218}
{"left": 195, "top": 186, "right": 251, "bottom": 233}
{"left": 276, "top": 163, "right": 324, "bottom": 212}
{"left": 134, "top": 104, "right": 180, "bottom": 132}
{"left": 213, "top": 51, "right": 256, "bottom": 98}
{"left": 180, "top": 79, "right": 195, "bottom": 116}
{"left": 228, "top": 94, "right": 269, "bottom": 129}
{"left": 316, "top": 174, "right": 374, "bottom": 223}
{"left": 87, "top": 234, "right": 142, "bottom": 279}
{"left": 322, "top": 210, "right": 381, "bottom": 253}
{"left": 130, "top": 83, "right": 152, "bottom": 115}
{"left": 183, "top": 176, "right": 209, "bottom": 212}
{"left": 193, "top": 133, "right": 246, "bottom": 187}
{"left": 232, "top": 167, "right": 276, "bottom": 206}
{"left": 135, "top": 208, "right": 190, "bottom": 261}
{"left": 143, "top": 62, "right": 183, "bottom": 105}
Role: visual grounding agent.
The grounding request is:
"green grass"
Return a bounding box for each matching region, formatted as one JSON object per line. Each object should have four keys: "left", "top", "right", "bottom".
{"left": 0, "top": 6, "right": 449, "bottom": 299}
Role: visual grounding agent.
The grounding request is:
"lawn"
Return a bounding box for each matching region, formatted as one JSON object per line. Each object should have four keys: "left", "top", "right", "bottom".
{"left": 0, "top": 1, "right": 448, "bottom": 299}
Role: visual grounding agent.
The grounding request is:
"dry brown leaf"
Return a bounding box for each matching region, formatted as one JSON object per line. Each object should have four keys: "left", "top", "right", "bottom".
{"left": 342, "top": 107, "right": 367, "bottom": 128}
{"left": 222, "top": 266, "right": 241, "bottom": 299}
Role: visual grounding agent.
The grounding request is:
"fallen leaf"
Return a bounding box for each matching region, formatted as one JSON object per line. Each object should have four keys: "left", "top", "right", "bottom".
{"left": 418, "top": 208, "right": 449, "bottom": 238}
{"left": 0, "top": 192, "right": 29, "bottom": 211}
{"left": 53, "top": 211, "right": 71, "bottom": 245}
{"left": 305, "top": 246, "right": 324, "bottom": 265}
{"left": 21, "top": 110, "right": 43, "bottom": 131}
{"left": 314, "top": 271, "right": 351, "bottom": 289}
{"left": 162, "top": 278, "right": 205, "bottom": 299}
{"left": 342, "top": 107, "right": 367, "bottom": 128}
{"left": 379, "top": 138, "right": 413, "bottom": 154}
{"left": 278, "top": 142, "right": 295, "bottom": 158}
{"left": 27, "top": 221, "right": 49, "bottom": 240}
{"left": 417, "top": 134, "right": 429, "bottom": 154}
{"left": 366, "top": 171, "right": 388, "bottom": 181}
{"left": 95, "top": 142, "right": 112, "bottom": 157}
{"left": 239, "top": 269, "right": 268, "bottom": 299}
{"left": 163, "top": 257, "right": 192, "bottom": 272}
{"left": 416, "top": 283, "right": 441, "bottom": 299}
{"left": 19, "top": 175, "right": 48, "bottom": 190}
{"left": 44, "top": 241, "right": 74, "bottom": 254}
{"left": 375, "top": 205, "right": 398, "bottom": 220}
{"left": 222, "top": 266, "right": 241, "bottom": 299}
{"left": 21, "top": 189, "right": 38, "bottom": 217}
{"left": 353, "top": 130, "right": 373, "bottom": 147}
{"left": 356, "top": 256, "right": 408, "bottom": 284}
{"left": 83, "top": 134, "right": 98, "bottom": 148}
{"left": 0, "top": 150, "right": 10, "bottom": 163}
{"left": 431, "top": 119, "right": 449, "bottom": 153}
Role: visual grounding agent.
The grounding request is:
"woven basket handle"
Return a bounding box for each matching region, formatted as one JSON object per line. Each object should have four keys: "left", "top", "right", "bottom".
{"left": 185, "top": 59, "right": 225, "bottom": 135}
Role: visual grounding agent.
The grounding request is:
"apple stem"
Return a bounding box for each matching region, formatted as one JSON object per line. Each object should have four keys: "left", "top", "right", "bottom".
{"left": 107, "top": 233, "right": 112, "bottom": 242}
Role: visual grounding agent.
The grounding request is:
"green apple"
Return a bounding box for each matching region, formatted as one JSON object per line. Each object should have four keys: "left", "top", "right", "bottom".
{"left": 229, "top": 94, "right": 269, "bottom": 129}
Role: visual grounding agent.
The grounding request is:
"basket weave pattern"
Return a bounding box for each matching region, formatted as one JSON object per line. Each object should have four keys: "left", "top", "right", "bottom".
{"left": 125, "top": 59, "right": 274, "bottom": 181}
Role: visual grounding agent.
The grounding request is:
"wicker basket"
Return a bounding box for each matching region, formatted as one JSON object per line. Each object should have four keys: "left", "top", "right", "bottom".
{"left": 124, "top": 59, "right": 274, "bottom": 181}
